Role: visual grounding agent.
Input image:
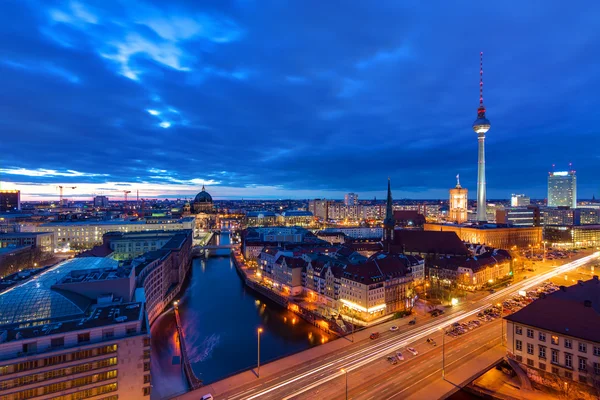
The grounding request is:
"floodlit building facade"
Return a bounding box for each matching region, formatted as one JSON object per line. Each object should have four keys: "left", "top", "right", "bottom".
{"left": 548, "top": 171, "right": 577, "bottom": 208}
{"left": 449, "top": 176, "right": 468, "bottom": 224}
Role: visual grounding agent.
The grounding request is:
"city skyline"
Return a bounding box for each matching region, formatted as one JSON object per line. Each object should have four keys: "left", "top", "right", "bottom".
{"left": 1, "top": 1, "right": 599, "bottom": 200}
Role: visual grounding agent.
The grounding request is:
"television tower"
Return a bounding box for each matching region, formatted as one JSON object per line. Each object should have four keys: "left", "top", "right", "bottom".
{"left": 473, "top": 52, "right": 491, "bottom": 223}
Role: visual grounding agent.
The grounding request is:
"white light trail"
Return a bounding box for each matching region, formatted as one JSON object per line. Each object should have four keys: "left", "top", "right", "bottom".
{"left": 240, "top": 252, "right": 600, "bottom": 400}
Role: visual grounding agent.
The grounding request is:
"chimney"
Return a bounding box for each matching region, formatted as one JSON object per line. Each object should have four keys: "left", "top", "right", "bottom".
{"left": 584, "top": 300, "right": 592, "bottom": 308}
{"left": 560, "top": 285, "right": 567, "bottom": 292}
{"left": 594, "top": 275, "right": 599, "bottom": 282}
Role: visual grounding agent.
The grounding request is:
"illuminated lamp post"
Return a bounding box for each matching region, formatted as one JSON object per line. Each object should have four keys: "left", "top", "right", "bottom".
{"left": 340, "top": 368, "right": 348, "bottom": 399}
{"left": 257, "top": 328, "right": 263, "bottom": 377}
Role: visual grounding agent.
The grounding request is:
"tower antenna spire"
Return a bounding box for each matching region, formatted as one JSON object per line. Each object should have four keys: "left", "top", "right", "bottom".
{"left": 479, "top": 51, "right": 484, "bottom": 107}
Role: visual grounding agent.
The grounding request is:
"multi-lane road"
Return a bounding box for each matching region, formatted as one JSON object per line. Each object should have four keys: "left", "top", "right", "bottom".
{"left": 206, "top": 252, "right": 600, "bottom": 400}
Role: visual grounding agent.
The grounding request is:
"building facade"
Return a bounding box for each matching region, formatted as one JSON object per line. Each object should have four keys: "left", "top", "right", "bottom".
{"left": 0, "top": 258, "right": 151, "bottom": 399}
{"left": 35, "top": 217, "right": 194, "bottom": 250}
{"left": 424, "top": 223, "right": 542, "bottom": 249}
{"left": 449, "top": 176, "right": 468, "bottom": 224}
{"left": 548, "top": 171, "right": 577, "bottom": 208}
{"left": 505, "top": 278, "right": 600, "bottom": 396}
{"left": 0, "top": 191, "right": 20, "bottom": 213}
{"left": 344, "top": 193, "right": 358, "bottom": 206}
{"left": 511, "top": 194, "right": 531, "bottom": 207}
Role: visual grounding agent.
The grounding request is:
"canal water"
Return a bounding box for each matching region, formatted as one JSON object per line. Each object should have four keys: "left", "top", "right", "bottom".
{"left": 151, "top": 233, "right": 334, "bottom": 399}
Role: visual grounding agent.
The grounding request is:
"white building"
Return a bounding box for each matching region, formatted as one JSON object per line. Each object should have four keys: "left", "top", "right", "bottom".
{"left": 34, "top": 217, "right": 195, "bottom": 249}
{"left": 511, "top": 194, "right": 531, "bottom": 207}
{"left": 505, "top": 277, "right": 600, "bottom": 395}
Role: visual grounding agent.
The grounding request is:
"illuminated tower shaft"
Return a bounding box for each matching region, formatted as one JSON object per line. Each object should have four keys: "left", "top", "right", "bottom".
{"left": 472, "top": 52, "right": 491, "bottom": 223}
{"left": 476, "top": 131, "right": 486, "bottom": 222}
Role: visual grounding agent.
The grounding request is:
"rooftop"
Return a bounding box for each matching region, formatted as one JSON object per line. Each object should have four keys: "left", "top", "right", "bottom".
{"left": 0, "top": 258, "right": 119, "bottom": 326}
{"left": 0, "top": 302, "right": 144, "bottom": 347}
{"left": 505, "top": 277, "right": 600, "bottom": 343}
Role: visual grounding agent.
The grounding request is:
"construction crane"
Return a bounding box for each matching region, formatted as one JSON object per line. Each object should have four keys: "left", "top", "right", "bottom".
{"left": 123, "top": 190, "right": 132, "bottom": 211}
{"left": 57, "top": 186, "right": 77, "bottom": 212}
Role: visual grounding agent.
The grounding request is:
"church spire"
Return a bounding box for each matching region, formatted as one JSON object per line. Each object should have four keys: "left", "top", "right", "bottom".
{"left": 201, "top": 184, "right": 206, "bottom": 192}
{"left": 383, "top": 178, "right": 395, "bottom": 250}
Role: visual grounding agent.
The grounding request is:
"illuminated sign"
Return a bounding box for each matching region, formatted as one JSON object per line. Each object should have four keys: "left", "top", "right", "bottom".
{"left": 552, "top": 171, "right": 569, "bottom": 176}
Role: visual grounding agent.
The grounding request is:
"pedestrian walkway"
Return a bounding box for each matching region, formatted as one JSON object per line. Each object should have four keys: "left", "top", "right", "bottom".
{"left": 403, "top": 344, "right": 505, "bottom": 400}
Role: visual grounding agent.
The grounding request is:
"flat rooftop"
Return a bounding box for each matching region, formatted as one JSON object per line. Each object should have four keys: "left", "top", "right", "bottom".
{"left": 0, "top": 258, "right": 119, "bottom": 326}
{"left": 57, "top": 266, "right": 133, "bottom": 284}
{"left": 0, "top": 302, "right": 144, "bottom": 345}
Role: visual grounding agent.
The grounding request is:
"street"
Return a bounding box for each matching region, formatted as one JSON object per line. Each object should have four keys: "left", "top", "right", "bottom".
{"left": 182, "top": 252, "right": 599, "bottom": 400}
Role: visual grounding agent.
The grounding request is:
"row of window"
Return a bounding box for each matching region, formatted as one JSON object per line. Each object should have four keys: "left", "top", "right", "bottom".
{"left": 516, "top": 340, "right": 600, "bottom": 373}
{"left": 0, "top": 345, "right": 118, "bottom": 377}
{"left": 515, "top": 326, "right": 600, "bottom": 355}
{"left": 521, "top": 357, "right": 597, "bottom": 384}
{"left": 0, "top": 357, "right": 117, "bottom": 391}
{"left": 1, "top": 370, "right": 117, "bottom": 400}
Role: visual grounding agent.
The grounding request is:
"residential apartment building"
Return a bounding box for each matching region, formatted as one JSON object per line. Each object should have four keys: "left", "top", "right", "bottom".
{"left": 505, "top": 277, "right": 600, "bottom": 396}
{"left": 429, "top": 249, "right": 512, "bottom": 290}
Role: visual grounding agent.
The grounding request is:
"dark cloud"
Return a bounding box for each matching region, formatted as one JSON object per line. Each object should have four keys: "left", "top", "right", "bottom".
{"left": 1, "top": 0, "right": 599, "bottom": 199}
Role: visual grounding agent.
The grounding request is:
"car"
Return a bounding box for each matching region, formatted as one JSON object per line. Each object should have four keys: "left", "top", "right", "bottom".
{"left": 390, "top": 325, "right": 399, "bottom": 332}
{"left": 407, "top": 347, "right": 418, "bottom": 356}
{"left": 370, "top": 332, "right": 380, "bottom": 340}
{"left": 396, "top": 351, "right": 404, "bottom": 361}
{"left": 201, "top": 395, "right": 214, "bottom": 400}
{"left": 409, "top": 319, "right": 417, "bottom": 325}
{"left": 387, "top": 355, "right": 398, "bottom": 365}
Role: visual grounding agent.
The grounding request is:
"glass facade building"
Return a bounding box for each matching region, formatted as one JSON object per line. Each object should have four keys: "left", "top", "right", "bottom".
{"left": 547, "top": 171, "right": 576, "bottom": 208}
{"left": 0, "top": 191, "right": 20, "bottom": 212}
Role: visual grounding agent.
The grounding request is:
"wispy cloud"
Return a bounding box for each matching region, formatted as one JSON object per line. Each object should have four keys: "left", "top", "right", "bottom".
{"left": 2, "top": 60, "right": 80, "bottom": 84}
{"left": 42, "top": 1, "right": 244, "bottom": 81}
{"left": 355, "top": 45, "right": 412, "bottom": 69}
{"left": 0, "top": 168, "right": 108, "bottom": 178}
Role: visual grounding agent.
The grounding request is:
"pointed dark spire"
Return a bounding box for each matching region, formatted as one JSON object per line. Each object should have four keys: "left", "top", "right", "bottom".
{"left": 383, "top": 178, "right": 395, "bottom": 250}
{"left": 201, "top": 184, "right": 206, "bottom": 192}
{"left": 385, "top": 177, "right": 393, "bottom": 223}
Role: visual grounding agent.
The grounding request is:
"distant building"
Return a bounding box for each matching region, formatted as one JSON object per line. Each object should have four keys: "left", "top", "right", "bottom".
{"left": 0, "top": 231, "right": 55, "bottom": 253}
{"left": 496, "top": 206, "right": 540, "bottom": 227}
{"left": 0, "top": 258, "right": 151, "bottom": 398}
{"left": 308, "top": 199, "right": 330, "bottom": 220}
{"left": 279, "top": 210, "right": 313, "bottom": 226}
{"left": 344, "top": 193, "right": 358, "bottom": 206}
{"left": 544, "top": 207, "right": 599, "bottom": 226}
{"left": 544, "top": 225, "right": 600, "bottom": 249}
{"left": 93, "top": 195, "right": 110, "bottom": 208}
{"left": 449, "top": 175, "right": 468, "bottom": 224}
{"left": 192, "top": 185, "right": 214, "bottom": 214}
{"left": 322, "top": 227, "right": 383, "bottom": 239}
{"left": 424, "top": 223, "right": 542, "bottom": 249}
{"left": 505, "top": 277, "right": 600, "bottom": 396}
{"left": 511, "top": 194, "right": 531, "bottom": 207}
{"left": 35, "top": 217, "right": 195, "bottom": 250}
{"left": 0, "top": 190, "right": 20, "bottom": 212}
{"left": 548, "top": 170, "right": 577, "bottom": 208}
{"left": 429, "top": 248, "right": 512, "bottom": 290}
{"left": 393, "top": 210, "right": 425, "bottom": 228}
{"left": 246, "top": 211, "right": 279, "bottom": 227}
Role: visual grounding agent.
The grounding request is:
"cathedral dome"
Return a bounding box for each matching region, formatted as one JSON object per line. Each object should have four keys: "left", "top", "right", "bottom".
{"left": 194, "top": 186, "right": 213, "bottom": 203}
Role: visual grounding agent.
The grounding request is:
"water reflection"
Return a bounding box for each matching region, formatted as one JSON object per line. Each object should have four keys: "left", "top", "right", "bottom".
{"left": 152, "top": 233, "right": 334, "bottom": 397}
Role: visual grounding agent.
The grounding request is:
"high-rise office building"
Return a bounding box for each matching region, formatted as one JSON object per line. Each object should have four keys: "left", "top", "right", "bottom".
{"left": 0, "top": 190, "right": 21, "bottom": 212}
{"left": 449, "top": 175, "right": 468, "bottom": 223}
{"left": 344, "top": 193, "right": 358, "bottom": 206}
{"left": 548, "top": 170, "right": 577, "bottom": 208}
{"left": 472, "top": 52, "right": 491, "bottom": 222}
{"left": 93, "top": 195, "right": 110, "bottom": 208}
{"left": 511, "top": 194, "right": 530, "bottom": 207}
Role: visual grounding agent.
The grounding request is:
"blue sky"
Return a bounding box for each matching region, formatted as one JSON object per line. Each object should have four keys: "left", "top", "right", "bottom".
{"left": 0, "top": 1, "right": 598, "bottom": 200}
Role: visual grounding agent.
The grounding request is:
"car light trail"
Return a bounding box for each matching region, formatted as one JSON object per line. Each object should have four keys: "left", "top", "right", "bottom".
{"left": 239, "top": 252, "right": 600, "bottom": 400}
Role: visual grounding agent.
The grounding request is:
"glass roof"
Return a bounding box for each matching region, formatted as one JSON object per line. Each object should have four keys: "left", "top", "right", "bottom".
{"left": 0, "top": 258, "right": 119, "bottom": 326}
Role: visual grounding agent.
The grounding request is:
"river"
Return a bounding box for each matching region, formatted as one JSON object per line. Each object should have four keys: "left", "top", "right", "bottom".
{"left": 150, "top": 233, "right": 334, "bottom": 399}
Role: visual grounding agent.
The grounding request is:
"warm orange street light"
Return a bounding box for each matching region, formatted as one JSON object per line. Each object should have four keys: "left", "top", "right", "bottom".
{"left": 257, "top": 328, "right": 263, "bottom": 378}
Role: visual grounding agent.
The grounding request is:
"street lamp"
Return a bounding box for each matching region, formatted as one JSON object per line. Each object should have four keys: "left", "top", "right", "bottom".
{"left": 257, "top": 328, "right": 263, "bottom": 378}
{"left": 439, "top": 326, "right": 446, "bottom": 379}
{"left": 340, "top": 368, "right": 348, "bottom": 399}
{"left": 497, "top": 302, "right": 504, "bottom": 345}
